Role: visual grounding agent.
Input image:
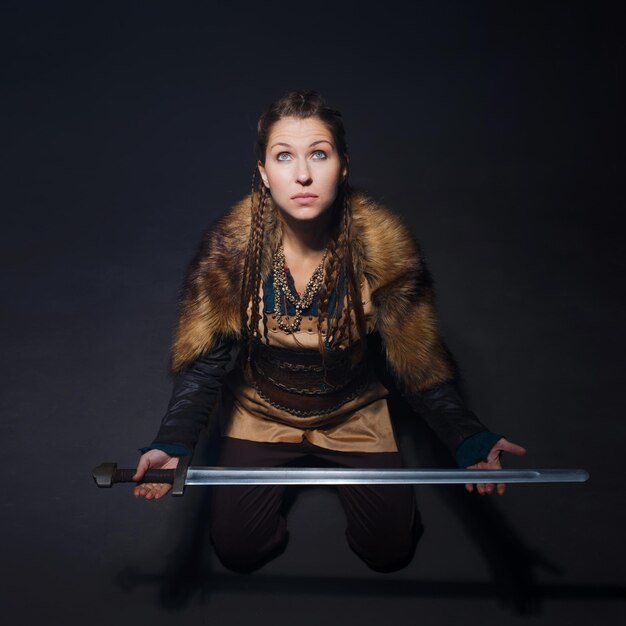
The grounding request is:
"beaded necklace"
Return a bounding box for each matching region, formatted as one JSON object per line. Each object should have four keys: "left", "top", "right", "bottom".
{"left": 271, "top": 245, "right": 328, "bottom": 333}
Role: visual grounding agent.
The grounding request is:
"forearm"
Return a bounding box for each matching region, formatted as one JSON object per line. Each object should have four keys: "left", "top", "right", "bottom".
{"left": 403, "top": 382, "right": 501, "bottom": 467}
{"left": 141, "top": 338, "right": 241, "bottom": 456}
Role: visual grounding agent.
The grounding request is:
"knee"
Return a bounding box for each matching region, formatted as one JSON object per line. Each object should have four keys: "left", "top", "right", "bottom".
{"left": 350, "top": 519, "right": 424, "bottom": 573}
{"left": 210, "top": 519, "right": 288, "bottom": 574}
{"left": 211, "top": 539, "right": 264, "bottom": 574}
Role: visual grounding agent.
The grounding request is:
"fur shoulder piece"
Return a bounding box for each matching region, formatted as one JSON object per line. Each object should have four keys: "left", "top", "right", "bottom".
{"left": 170, "top": 192, "right": 453, "bottom": 391}
{"left": 351, "top": 194, "right": 454, "bottom": 392}
{"left": 169, "top": 197, "right": 252, "bottom": 373}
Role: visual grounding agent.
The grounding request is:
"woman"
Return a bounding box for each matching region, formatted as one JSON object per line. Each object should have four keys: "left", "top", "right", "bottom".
{"left": 133, "top": 90, "right": 526, "bottom": 573}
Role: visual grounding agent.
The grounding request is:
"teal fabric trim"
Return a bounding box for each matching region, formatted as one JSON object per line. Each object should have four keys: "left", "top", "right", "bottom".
{"left": 138, "top": 443, "right": 191, "bottom": 457}
{"left": 262, "top": 266, "right": 345, "bottom": 351}
{"left": 263, "top": 267, "right": 345, "bottom": 317}
{"left": 455, "top": 431, "right": 502, "bottom": 468}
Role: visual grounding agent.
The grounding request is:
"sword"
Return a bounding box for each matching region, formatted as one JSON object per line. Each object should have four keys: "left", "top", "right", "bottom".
{"left": 92, "top": 458, "right": 589, "bottom": 496}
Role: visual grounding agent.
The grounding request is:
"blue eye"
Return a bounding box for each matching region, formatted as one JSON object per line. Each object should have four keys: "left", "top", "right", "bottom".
{"left": 277, "top": 152, "right": 291, "bottom": 161}
{"left": 311, "top": 150, "right": 327, "bottom": 160}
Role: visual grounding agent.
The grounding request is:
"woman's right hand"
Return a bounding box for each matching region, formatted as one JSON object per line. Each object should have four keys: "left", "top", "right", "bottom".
{"left": 132, "top": 449, "right": 180, "bottom": 500}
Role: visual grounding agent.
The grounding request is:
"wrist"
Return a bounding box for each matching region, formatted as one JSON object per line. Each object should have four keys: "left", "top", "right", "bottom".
{"left": 455, "top": 431, "right": 502, "bottom": 468}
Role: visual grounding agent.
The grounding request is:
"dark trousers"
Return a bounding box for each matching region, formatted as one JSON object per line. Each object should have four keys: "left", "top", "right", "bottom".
{"left": 210, "top": 436, "right": 422, "bottom": 573}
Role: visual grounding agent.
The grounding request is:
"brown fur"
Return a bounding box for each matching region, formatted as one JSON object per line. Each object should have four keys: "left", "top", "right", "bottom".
{"left": 170, "top": 193, "right": 453, "bottom": 392}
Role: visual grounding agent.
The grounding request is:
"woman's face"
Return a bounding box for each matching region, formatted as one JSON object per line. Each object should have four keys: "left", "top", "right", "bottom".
{"left": 258, "top": 116, "right": 346, "bottom": 224}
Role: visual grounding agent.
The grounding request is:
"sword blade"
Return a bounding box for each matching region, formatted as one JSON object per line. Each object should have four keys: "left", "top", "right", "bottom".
{"left": 184, "top": 467, "right": 589, "bottom": 486}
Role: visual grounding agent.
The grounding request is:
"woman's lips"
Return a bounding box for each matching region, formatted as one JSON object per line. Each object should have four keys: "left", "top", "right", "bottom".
{"left": 291, "top": 193, "right": 318, "bottom": 205}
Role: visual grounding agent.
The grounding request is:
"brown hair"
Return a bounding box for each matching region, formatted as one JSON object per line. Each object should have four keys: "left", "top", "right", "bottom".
{"left": 241, "top": 90, "right": 366, "bottom": 360}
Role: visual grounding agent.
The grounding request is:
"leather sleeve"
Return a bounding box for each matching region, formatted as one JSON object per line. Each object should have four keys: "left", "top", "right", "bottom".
{"left": 403, "top": 383, "right": 501, "bottom": 466}
{"left": 142, "top": 338, "right": 241, "bottom": 456}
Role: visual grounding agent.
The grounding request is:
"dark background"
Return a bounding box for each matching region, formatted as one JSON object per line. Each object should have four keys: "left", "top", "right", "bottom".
{"left": 2, "top": 1, "right": 624, "bottom": 624}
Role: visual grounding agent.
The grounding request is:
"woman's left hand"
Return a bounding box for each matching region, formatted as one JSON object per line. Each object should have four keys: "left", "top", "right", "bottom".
{"left": 465, "top": 437, "right": 527, "bottom": 496}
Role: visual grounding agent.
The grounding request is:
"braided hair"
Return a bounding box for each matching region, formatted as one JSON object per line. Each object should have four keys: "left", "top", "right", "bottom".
{"left": 241, "top": 90, "right": 366, "bottom": 360}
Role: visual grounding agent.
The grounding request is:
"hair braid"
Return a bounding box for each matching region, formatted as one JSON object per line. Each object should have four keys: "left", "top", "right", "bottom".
{"left": 315, "top": 186, "right": 366, "bottom": 357}
{"left": 241, "top": 182, "right": 268, "bottom": 361}
{"left": 317, "top": 226, "right": 342, "bottom": 352}
{"left": 343, "top": 193, "right": 366, "bottom": 361}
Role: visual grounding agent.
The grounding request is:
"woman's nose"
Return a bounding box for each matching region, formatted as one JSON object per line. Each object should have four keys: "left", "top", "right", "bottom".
{"left": 296, "top": 161, "right": 312, "bottom": 185}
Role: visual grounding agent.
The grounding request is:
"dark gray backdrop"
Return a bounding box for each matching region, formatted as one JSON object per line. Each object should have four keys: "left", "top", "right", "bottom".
{"left": 2, "top": 1, "right": 624, "bottom": 625}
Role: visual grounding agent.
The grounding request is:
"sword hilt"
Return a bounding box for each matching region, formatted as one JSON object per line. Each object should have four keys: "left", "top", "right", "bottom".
{"left": 92, "top": 457, "right": 191, "bottom": 496}
{"left": 117, "top": 468, "right": 175, "bottom": 484}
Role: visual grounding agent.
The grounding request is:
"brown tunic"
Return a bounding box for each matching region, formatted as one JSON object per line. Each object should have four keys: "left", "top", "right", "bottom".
{"left": 219, "top": 281, "right": 399, "bottom": 453}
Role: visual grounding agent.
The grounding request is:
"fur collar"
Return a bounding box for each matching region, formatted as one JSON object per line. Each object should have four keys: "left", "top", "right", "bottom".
{"left": 170, "top": 192, "right": 453, "bottom": 392}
